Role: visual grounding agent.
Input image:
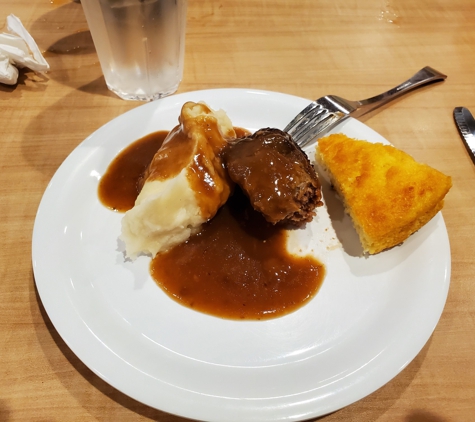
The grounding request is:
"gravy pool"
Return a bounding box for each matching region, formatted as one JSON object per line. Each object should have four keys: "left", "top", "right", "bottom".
{"left": 98, "top": 130, "right": 325, "bottom": 320}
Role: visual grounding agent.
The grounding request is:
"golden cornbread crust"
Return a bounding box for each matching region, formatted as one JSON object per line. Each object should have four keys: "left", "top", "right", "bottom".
{"left": 316, "top": 134, "right": 452, "bottom": 254}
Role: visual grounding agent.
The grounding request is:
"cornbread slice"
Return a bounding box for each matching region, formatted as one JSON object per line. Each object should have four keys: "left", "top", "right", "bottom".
{"left": 316, "top": 134, "right": 452, "bottom": 254}
{"left": 121, "top": 102, "right": 236, "bottom": 258}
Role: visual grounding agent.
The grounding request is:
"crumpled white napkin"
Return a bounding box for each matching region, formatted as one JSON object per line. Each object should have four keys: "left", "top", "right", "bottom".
{"left": 0, "top": 14, "right": 50, "bottom": 85}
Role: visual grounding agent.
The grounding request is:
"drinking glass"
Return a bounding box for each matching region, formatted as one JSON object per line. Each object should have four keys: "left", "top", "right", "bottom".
{"left": 81, "top": 0, "right": 187, "bottom": 101}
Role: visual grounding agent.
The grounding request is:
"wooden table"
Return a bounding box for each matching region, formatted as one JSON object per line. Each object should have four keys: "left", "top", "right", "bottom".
{"left": 1, "top": 0, "right": 474, "bottom": 420}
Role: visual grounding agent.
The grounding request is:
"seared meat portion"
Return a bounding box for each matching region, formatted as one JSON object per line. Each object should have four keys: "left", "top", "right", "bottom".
{"left": 223, "top": 128, "right": 323, "bottom": 226}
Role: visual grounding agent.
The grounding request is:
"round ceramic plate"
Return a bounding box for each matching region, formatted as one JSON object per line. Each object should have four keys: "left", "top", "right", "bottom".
{"left": 32, "top": 89, "right": 451, "bottom": 422}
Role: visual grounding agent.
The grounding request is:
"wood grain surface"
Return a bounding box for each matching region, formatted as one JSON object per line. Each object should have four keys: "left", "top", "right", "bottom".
{"left": 1, "top": 0, "right": 474, "bottom": 421}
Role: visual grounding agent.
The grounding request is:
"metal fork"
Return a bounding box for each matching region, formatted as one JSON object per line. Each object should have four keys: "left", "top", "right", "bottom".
{"left": 285, "top": 66, "right": 447, "bottom": 148}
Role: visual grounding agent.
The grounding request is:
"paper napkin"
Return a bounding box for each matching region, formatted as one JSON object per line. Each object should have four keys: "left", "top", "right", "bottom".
{"left": 0, "top": 14, "right": 49, "bottom": 85}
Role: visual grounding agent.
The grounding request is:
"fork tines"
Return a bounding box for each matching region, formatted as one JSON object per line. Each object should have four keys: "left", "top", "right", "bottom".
{"left": 285, "top": 102, "right": 344, "bottom": 148}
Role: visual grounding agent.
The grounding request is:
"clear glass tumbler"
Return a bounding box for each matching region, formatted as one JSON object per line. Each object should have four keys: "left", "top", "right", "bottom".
{"left": 80, "top": 0, "right": 187, "bottom": 101}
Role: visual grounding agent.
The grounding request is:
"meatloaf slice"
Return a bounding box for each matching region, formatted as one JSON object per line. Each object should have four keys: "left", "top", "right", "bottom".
{"left": 223, "top": 128, "right": 323, "bottom": 226}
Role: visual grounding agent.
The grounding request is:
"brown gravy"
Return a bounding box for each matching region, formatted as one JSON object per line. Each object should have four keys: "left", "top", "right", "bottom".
{"left": 98, "top": 130, "right": 325, "bottom": 320}
{"left": 98, "top": 131, "right": 168, "bottom": 212}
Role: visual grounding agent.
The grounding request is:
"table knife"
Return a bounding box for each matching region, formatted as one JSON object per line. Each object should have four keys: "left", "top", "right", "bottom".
{"left": 454, "top": 106, "right": 475, "bottom": 164}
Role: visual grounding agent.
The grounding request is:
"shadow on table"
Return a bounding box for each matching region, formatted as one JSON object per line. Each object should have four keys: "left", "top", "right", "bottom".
{"left": 14, "top": 9, "right": 141, "bottom": 194}
{"left": 405, "top": 410, "right": 449, "bottom": 422}
{"left": 19, "top": 74, "right": 135, "bottom": 183}
{"left": 0, "top": 399, "right": 10, "bottom": 422}
{"left": 28, "top": 1, "right": 112, "bottom": 97}
{"left": 17, "top": 4, "right": 143, "bottom": 182}
{"left": 31, "top": 279, "right": 194, "bottom": 422}
{"left": 0, "top": 70, "right": 49, "bottom": 98}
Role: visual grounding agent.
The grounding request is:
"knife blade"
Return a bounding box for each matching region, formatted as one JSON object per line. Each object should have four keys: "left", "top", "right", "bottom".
{"left": 454, "top": 106, "right": 475, "bottom": 164}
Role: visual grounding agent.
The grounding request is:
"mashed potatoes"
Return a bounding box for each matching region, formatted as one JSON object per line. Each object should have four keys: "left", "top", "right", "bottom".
{"left": 120, "top": 102, "right": 236, "bottom": 258}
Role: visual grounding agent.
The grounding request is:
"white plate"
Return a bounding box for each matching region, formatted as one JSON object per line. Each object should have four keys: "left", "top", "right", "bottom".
{"left": 32, "top": 89, "right": 451, "bottom": 422}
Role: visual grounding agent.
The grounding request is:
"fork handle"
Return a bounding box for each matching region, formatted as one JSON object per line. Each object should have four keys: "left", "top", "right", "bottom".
{"left": 351, "top": 66, "right": 447, "bottom": 118}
